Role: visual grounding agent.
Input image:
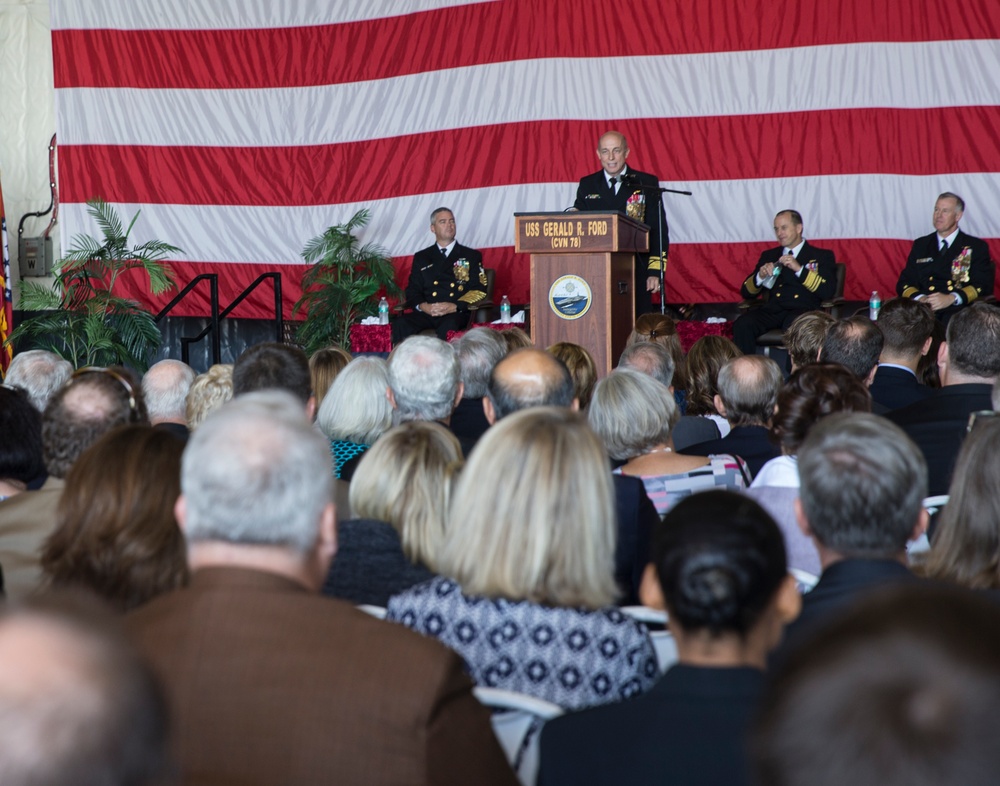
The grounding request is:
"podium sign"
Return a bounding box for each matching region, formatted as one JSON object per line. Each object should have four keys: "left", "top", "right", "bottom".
{"left": 514, "top": 212, "right": 649, "bottom": 375}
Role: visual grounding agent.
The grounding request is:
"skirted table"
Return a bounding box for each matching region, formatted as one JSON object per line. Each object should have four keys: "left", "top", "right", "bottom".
{"left": 350, "top": 320, "right": 732, "bottom": 355}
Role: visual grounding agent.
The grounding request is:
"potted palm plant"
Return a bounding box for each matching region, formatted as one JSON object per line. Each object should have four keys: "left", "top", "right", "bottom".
{"left": 293, "top": 208, "right": 402, "bottom": 354}
{"left": 6, "top": 199, "right": 179, "bottom": 371}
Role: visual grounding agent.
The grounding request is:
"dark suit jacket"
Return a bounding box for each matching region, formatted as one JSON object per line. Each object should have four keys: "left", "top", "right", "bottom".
{"left": 574, "top": 167, "right": 668, "bottom": 263}
{"left": 780, "top": 559, "right": 916, "bottom": 659}
{"left": 612, "top": 474, "right": 659, "bottom": 606}
{"left": 740, "top": 242, "right": 837, "bottom": 311}
{"left": 672, "top": 415, "right": 720, "bottom": 451}
{"left": 404, "top": 242, "right": 487, "bottom": 311}
{"left": 538, "top": 665, "right": 762, "bottom": 786}
{"left": 322, "top": 519, "right": 436, "bottom": 607}
{"left": 869, "top": 365, "right": 932, "bottom": 411}
{"left": 887, "top": 383, "right": 993, "bottom": 496}
{"left": 682, "top": 425, "right": 778, "bottom": 480}
{"left": 125, "top": 567, "right": 516, "bottom": 786}
{"left": 896, "top": 230, "right": 993, "bottom": 314}
{"left": 449, "top": 396, "right": 491, "bottom": 448}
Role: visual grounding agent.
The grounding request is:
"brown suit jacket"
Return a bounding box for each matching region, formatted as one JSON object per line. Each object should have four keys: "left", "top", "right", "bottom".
{"left": 125, "top": 567, "right": 516, "bottom": 786}
{"left": 0, "top": 476, "right": 64, "bottom": 598}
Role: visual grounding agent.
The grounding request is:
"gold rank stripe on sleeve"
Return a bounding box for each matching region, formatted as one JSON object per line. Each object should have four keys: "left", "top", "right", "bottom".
{"left": 646, "top": 255, "right": 666, "bottom": 273}
{"left": 900, "top": 286, "right": 920, "bottom": 299}
{"left": 743, "top": 274, "right": 760, "bottom": 295}
{"left": 802, "top": 270, "right": 825, "bottom": 293}
{"left": 962, "top": 284, "right": 979, "bottom": 303}
{"left": 458, "top": 290, "right": 486, "bottom": 305}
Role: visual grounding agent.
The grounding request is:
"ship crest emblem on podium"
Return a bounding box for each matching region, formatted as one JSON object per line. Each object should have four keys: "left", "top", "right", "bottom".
{"left": 549, "top": 275, "right": 593, "bottom": 320}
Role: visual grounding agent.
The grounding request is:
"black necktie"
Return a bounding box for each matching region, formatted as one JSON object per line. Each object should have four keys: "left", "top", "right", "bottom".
{"left": 609, "top": 177, "right": 617, "bottom": 194}
{"left": 940, "top": 239, "right": 948, "bottom": 254}
{"left": 440, "top": 247, "right": 448, "bottom": 258}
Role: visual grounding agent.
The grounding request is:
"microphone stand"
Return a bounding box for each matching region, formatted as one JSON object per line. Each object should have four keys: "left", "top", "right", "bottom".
{"left": 623, "top": 174, "right": 692, "bottom": 315}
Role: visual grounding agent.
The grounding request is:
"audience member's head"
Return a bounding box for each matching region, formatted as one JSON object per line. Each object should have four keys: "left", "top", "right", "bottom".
{"left": 453, "top": 328, "right": 507, "bottom": 399}
{"left": 820, "top": 316, "right": 884, "bottom": 385}
{"left": 232, "top": 342, "right": 313, "bottom": 414}
{"left": 4, "top": 349, "right": 73, "bottom": 413}
{"left": 641, "top": 491, "right": 799, "bottom": 665}
{"left": 0, "top": 593, "right": 170, "bottom": 786}
{"left": 941, "top": 302, "right": 1000, "bottom": 383}
{"left": 617, "top": 341, "right": 675, "bottom": 389}
{"left": 141, "top": 359, "right": 196, "bottom": 426}
{"left": 443, "top": 407, "right": 617, "bottom": 608}
{"left": 918, "top": 318, "right": 947, "bottom": 388}
{"left": 547, "top": 342, "right": 598, "bottom": 410}
{"left": 316, "top": 356, "right": 392, "bottom": 446}
{"left": 40, "top": 425, "right": 187, "bottom": 612}
{"left": 349, "top": 421, "right": 463, "bottom": 572}
{"left": 627, "top": 313, "right": 687, "bottom": 387}
{"left": 387, "top": 336, "right": 462, "bottom": 425}
{"left": 42, "top": 367, "right": 148, "bottom": 479}
{"left": 770, "top": 364, "right": 872, "bottom": 456}
{"left": 753, "top": 583, "right": 1000, "bottom": 786}
{"left": 499, "top": 326, "right": 532, "bottom": 352}
{"left": 687, "top": 336, "right": 743, "bottom": 415}
{"left": 180, "top": 391, "right": 335, "bottom": 588}
{"left": 185, "top": 364, "right": 234, "bottom": 430}
{"left": 589, "top": 369, "right": 679, "bottom": 461}
{"left": 924, "top": 416, "right": 1000, "bottom": 589}
{"left": 684, "top": 335, "right": 742, "bottom": 416}
{"left": 783, "top": 311, "right": 836, "bottom": 371}
{"left": 797, "top": 413, "right": 927, "bottom": 560}
{"left": 876, "top": 297, "right": 936, "bottom": 364}
{"left": 0, "top": 386, "right": 44, "bottom": 497}
{"left": 715, "top": 355, "right": 783, "bottom": 427}
{"left": 485, "top": 347, "right": 575, "bottom": 422}
{"left": 308, "top": 346, "right": 352, "bottom": 407}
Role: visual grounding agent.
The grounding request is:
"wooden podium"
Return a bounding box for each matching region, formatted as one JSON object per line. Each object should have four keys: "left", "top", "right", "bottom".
{"left": 514, "top": 212, "right": 649, "bottom": 375}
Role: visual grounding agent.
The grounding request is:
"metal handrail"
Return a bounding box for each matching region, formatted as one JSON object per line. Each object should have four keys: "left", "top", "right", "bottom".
{"left": 179, "top": 272, "right": 284, "bottom": 365}
{"left": 154, "top": 274, "right": 221, "bottom": 365}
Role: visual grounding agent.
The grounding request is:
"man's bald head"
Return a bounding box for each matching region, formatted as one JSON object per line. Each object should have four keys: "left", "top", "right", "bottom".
{"left": 0, "top": 596, "right": 169, "bottom": 786}
{"left": 42, "top": 369, "right": 147, "bottom": 478}
{"left": 485, "top": 348, "right": 576, "bottom": 423}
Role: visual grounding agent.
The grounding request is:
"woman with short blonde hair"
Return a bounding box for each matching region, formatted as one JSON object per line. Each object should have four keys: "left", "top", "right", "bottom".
{"left": 322, "top": 421, "right": 462, "bottom": 606}
{"left": 388, "top": 407, "right": 658, "bottom": 710}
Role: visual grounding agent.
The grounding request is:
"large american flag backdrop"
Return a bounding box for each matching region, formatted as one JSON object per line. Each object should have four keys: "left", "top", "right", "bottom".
{"left": 51, "top": 0, "right": 1000, "bottom": 320}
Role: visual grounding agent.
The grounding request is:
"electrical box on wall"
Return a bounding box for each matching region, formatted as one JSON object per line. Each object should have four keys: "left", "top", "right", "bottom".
{"left": 19, "top": 236, "right": 54, "bottom": 277}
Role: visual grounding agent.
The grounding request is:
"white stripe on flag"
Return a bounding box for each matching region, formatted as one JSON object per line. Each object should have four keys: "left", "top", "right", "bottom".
{"left": 54, "top": 40, "right": 1000, "bottom": 147}
{"left": 57, "top": 172, "right": 1000, "bottom": 267}
{"left": 51, "top": 0, "right": 496, "bottom": 31}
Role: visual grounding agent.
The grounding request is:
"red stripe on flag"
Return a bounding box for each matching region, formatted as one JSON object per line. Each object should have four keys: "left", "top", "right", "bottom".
{"left": 59, "top": 106, "right": 1000, "bottom": 207}
{"left": 111, "top": 239, "right": 999, "bottom": 321}
{"left": 52, "top": 0, "right": 1000, "bottom": 89}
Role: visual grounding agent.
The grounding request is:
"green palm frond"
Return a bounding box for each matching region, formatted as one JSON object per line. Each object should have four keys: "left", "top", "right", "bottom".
{"left": 293, "top": 208, "right": 398, "bottom": 353}
{"left": 10, "top": 199, "right": 182, "bottom": 372}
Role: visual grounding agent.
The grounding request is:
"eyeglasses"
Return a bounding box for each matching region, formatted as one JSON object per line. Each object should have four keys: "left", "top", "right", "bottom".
{"left": 966, "top": 410, "right": 1000, "bottom": 434}
{"left": 71, "top": 366, "right": 139, "bottom": 415}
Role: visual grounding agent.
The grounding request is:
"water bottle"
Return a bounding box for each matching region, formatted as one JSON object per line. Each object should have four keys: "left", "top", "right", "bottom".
{"left": 500, "top": 295, "right": 511, "bottom": 324}
{"left": 869, "top": 290, "right": 881, "bottom": 321}
{"left": 378, "top": 296, "right": 389, "bottom": 325}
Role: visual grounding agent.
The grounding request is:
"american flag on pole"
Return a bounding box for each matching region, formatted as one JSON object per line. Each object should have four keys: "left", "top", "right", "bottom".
{"left": 0, "top": 175, "right": 13, "bottom": 376}
{"left": 51, "top": 0, "right": 1000, "bottom": 320}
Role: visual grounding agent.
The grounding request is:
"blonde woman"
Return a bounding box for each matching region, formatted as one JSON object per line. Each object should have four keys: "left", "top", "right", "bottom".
{"left": 323, "top": 421, "right": 462, "bottom": 606}
{"left": 387, "top": 407, "right": 658, "bottom": 710}
{"left": 185, "top": 364, "right": 233, "bottom": 430}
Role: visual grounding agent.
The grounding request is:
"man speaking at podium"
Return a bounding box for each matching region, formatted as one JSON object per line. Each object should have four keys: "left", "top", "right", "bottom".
{"left": 574, "top": 131, "right": 668, "bottom": 315}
